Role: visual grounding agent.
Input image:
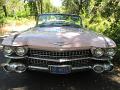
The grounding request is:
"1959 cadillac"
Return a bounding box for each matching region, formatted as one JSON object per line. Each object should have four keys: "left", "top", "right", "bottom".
{"left": 1, "top": 14, "right": 116, "bottom": 74}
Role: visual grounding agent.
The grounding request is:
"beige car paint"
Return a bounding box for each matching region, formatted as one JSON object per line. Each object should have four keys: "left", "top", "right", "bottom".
{"left": 2, "top": 27, "right": 116, "bottom": 51}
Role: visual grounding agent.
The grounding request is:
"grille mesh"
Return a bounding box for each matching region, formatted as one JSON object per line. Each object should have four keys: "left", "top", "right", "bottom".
{"left": 28, "top": 49, "right": 92, "bottom": 60}
{"left": 25, "top": 58, "right": 91, "bottom": 67}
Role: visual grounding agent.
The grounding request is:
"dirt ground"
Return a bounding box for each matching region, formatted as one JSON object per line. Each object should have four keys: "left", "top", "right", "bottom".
{"left": 0, "top": 22, "right": 35, "bottom": 36}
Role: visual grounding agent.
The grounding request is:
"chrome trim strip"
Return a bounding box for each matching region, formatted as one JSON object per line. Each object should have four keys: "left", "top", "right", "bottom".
{"left": 5, "top": 55, "right": 25, "bottom": 59}
{"left": 0, "top": 45, "right": 3, "bottom": 50}
{"left": 27, "top": 64, "right": 113, "bottom": 72}
{"left": 28, "top": 57, "right": 109, "bottom": 62}
{"left": 4, "top": 55, "right": 110, "bottom": 62}
{"left": 28, "top": 66, "right": 48, "bottom": 70}
{"left": 28, "top": 66, "right": 92, "bottom": 71}
{"left": 72, "top": 66, "right": 92, "bottom": 70}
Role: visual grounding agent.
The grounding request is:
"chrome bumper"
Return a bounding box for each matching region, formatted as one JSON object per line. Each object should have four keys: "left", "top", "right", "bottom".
{"left": 28, "top": 66, "right": 92, "bottom": 71}
{"left": 28, "top": 64, "right": 113, "bottom": 72}
{"left": 2, "top": 63, "right": 113, "bottom": 74}
{"left": 2, "top": 55, "right": 113, "bottom": 74}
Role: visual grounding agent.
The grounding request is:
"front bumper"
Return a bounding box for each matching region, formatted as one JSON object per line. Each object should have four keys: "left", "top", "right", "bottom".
{"left": 28, "top": 64, "right": 113, "bottom": 73}
{"left": 2, "top": 61, "right": 113, "bottom": 74}
{"left": 2, "top": 55, "right": 114, "bottom": 74}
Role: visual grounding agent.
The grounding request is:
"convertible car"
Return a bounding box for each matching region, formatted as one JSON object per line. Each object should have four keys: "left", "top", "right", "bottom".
{"left": 1, "top": 14, "right": 116, "bottom": 74}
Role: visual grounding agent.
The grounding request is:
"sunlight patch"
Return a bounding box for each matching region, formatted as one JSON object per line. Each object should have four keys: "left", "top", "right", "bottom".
{"left": 51, "top": 0, "right": 62, "bottom": 7}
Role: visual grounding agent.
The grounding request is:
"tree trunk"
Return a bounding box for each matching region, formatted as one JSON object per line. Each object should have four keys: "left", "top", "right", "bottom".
{"left": 2, "top": 5, "right": 7, "bottom": 17}
{"left": 40, "top": 0, "right": 43, "bottom": 14}
{"left": 33, "top": 1, "right": 38, "bottom": 20}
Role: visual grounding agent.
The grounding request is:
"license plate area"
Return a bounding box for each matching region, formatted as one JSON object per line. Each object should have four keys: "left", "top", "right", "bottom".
{"left": 48, "top": 65, "right": 71, "bottom": 74}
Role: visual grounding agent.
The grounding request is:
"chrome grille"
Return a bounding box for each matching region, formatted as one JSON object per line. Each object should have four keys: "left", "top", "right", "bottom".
{"left": 25, "top": 58, "right": 91, "bottom": 67}
{"left": 28, "top": 49, "right": 92, "bottom": 59}
{"left": 13, "top": 58, "right": 107, "bottom": 68}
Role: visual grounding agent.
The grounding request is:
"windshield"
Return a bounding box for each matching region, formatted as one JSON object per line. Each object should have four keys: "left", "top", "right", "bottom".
{"left": 37, "top": 14, "right": 82, "bottom": 28}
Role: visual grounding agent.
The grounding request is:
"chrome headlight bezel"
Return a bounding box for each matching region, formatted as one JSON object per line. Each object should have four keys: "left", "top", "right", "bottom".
{"left": 3, "top": 46, "right": 13, "bottom": 55}
{"left": 92, "top": 48, "right": 104, "bottom": 57}
{"left": 106, "top": 48, "right": 116, "bottom": 56}
{"left": 15, "top": 47, "right": 28, "bottom": 56}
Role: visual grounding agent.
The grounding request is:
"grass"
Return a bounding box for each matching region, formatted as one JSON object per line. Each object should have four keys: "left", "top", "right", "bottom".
{"left": 3, "top": 16, "right": 35, "bottom": 25}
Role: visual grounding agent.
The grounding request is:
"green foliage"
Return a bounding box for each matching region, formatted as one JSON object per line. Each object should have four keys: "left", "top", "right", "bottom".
{"left": 63, "top": 0, "right": 120, "bottom": 61}
{"left": 43, "top": 0, "right": 60, "bottom": 13}
{"left": 0, "top": 0, "right": 62, "bottom": 26}
{"left": 0, "top": 0, "right": 5, "bottom": 6}
{"left": 6, "top": 0, "right": 30, "bottom": 17}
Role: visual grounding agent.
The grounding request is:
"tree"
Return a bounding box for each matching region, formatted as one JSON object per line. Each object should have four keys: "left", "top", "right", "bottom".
{"left": 0, "top": 0, "right": 7, "bottom": 17}
{"left": 62, "top": 0, "right": 90, "bottom": 15}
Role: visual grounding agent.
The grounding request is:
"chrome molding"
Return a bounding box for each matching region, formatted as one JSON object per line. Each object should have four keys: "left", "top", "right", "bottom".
{"left": 2, "top": 63, "right": 113, "bottom": 73}
{"left": 28, "top": 66, "right": 48, "bottom": 71}
{"left": 72, "top": 66, "right": 92, "bottom": 70}
{"left": 28, "top": 57, "right": 110, "bottom": 62}
{"left": 2, "top": 63, "right": 27, "bottom": 73}
{"left": 5, "top": 55, "right": 25, "bottom": 59}
{"left": 24, "top": 64, "right": 114, "bottom": 73}
{"left": 0, "top": 45, "right": 3, "bottom": 51}
{"left": 5, "top": 55, "right": 110, "bottom": 62}
{"left": 28, "top": 66, "right": 92, "bottom": 71}
{"left": 93, "top": 64, "right": 105, "bottom": 73}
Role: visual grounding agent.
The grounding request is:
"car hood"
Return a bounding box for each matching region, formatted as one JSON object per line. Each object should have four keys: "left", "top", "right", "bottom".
{"left": 2, "top": 27, "right": 116, "bottom": 50}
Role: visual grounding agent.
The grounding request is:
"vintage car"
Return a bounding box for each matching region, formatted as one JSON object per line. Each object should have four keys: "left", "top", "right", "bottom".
{"left": 1, "top": 13, "right": 116, "bottom": 74}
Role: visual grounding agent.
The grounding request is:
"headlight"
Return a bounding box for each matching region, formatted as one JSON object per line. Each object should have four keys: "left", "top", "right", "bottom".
{"left": 106, "top": 48, "right": 115, "bottom": 56}
{"left": 92, "top": 48, "right": 104, "bottom": 57}
{"left": 3, "top": 46, "right": 13, "bottom": 55}
{"left": 15, "top": 47, "right": 28, "bottom": 56}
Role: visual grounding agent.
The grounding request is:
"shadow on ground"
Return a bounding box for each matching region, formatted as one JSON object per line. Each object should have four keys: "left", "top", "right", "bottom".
{"left": 0, "top": 70, "right": 120, "bottom": 90}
